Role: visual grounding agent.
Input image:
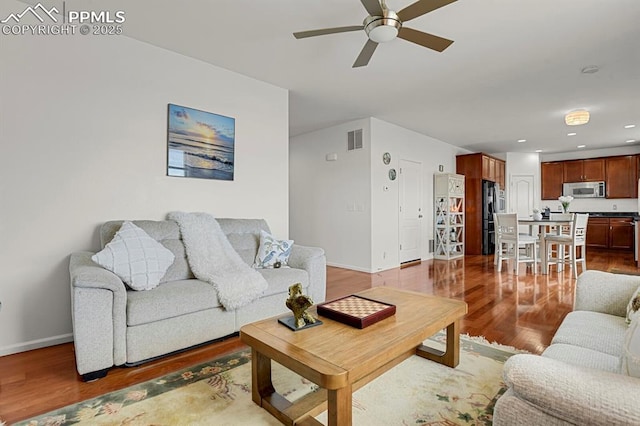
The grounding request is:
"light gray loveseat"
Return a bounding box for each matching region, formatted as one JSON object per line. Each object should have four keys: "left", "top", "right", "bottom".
{"left": 494, "top": 270, "right": 640, "bottom": 425}
{"left": 69, "top": 218, "right": 326, "bottom": 381}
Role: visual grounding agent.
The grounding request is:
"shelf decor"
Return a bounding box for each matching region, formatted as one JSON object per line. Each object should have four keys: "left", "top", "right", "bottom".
{"left": 434, "top": 173, "right": 465, "bottom": 260}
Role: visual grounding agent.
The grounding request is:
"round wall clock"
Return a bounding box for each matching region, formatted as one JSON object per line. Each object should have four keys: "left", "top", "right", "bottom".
{"left": 382, "top": 152, "right": 391, "bottom": 165}
{"left": 389, "top": 168, "right": 397, "bottom": 181}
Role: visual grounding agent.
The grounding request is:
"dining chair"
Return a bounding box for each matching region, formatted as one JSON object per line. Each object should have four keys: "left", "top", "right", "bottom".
{"left": 494, "top": 213, "right": 538, "bottom": 275}
{"left": 545, "top": 213, "right": 589, "bottom": 279}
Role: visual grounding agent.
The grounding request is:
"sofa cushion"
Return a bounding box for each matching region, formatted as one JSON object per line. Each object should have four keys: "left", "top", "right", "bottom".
{"left": 626, "top": 285, "right": 640, "bottom": 324}
{"left": 551, "top": 311, "right": 627, "bottom": 357}
{"left": 622, "top": 318, "right": 640, "bottom": 377}
{"left": 92, "top": 221, "right": 175, "bottom": 291}
{"left": 254, "top": 230, "right": 293, "bottom": 268}
{"left": 101, "top": 220, "right": 194, "bottom": 282}
{"left": 217, "top": 218, "right": 270, "bottom": 266}
{"left": 258, "top": 267, "right": 309, "bottom": 298}
{"left": 126, "top": 279, "right": 221, "bottom": 326}
{"left": 542, "top": 343, "right": 621, "bottom": 373}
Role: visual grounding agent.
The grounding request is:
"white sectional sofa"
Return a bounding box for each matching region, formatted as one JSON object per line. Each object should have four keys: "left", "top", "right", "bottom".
{"left": 494, "top": 270, "right": 640, "bottom": 425}
{"left": 69, "top": 218, "right": 326, "bottom": 381}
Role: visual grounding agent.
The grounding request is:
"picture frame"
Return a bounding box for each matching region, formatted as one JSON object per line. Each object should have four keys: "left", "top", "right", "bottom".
{"left": 167, "top": 104, "right": 235, "bottom": 181}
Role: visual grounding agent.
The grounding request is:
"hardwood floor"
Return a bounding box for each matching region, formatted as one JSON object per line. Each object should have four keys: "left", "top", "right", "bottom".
{"left": 1, "top": 249, "right": 637, "bottom": 424}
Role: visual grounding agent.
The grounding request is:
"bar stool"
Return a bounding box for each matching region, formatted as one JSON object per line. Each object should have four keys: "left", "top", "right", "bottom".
{"left": 545, "top": 213, "right": 589, "bottom": 279}
{"left": 495, "top": 213, "right": 538, "bottom": 275}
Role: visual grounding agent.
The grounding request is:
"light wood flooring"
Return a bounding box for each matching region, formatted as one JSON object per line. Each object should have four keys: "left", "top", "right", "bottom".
{"left": 1, "top": 249, "right": 638, "bottom": 424}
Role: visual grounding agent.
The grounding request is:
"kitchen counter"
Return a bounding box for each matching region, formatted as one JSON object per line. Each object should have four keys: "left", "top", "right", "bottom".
{"left": 575, "top": 212, "right": 639, "bottom": 220}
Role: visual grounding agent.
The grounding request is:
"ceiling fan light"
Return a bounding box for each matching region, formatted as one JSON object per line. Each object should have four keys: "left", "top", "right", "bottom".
{"left": 369, "top": 24, "right": 398, "bottom": 43}
{"left": 565, "top": 110, "right": 590, "bottom": 126}
{"left": 364, "top": 11, "right": 401, "bottom": 43}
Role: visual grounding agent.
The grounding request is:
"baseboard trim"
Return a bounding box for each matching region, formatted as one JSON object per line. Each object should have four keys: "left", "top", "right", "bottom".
{"left": 0, "top": 333, "right": 73, "bottom": 356}
{"left": 326, "top": 262, "right": 373, "bottom": 273}
{"left": 400, "top": 259, "right": 422, "bottom": 269}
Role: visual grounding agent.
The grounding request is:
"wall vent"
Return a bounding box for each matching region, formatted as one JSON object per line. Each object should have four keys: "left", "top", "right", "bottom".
{"left": 428, "top": 239, "right": 435, "bottom": 253}
{"left": 347, "top": 129, "right": 363, "bottom": 151}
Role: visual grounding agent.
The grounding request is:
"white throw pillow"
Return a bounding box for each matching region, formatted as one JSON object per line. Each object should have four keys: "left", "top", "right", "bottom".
{"left": 253, "top": 230, "right": 293, "bottom": 269}
{"left": 622, "top": 317, "right": 640, "bottom": 378}
{"left": 91, "top": 221, "right": 175, "bottom": 291}
{"left": 626, "top": 285, "right": 640, "bottom": 324}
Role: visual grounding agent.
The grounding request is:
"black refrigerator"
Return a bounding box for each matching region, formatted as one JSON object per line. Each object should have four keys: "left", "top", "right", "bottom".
{"left": 482, "top": 180, "right": 497, "bottom": 255}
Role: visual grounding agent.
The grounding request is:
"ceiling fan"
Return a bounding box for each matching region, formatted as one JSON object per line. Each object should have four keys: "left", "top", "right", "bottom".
{"left": 293, "top": 0, "right": 457, "bottom": 68}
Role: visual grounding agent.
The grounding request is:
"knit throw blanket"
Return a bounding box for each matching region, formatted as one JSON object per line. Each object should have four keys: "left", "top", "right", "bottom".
{"left": 167, "top": 212, "right": 268, "bottom": 310}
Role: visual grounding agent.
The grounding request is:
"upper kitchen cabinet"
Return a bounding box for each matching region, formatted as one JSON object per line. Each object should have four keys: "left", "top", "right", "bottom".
{"left": 458, "top": 153, "right": 505, "bottom": 186}
{"left": 606, "top": 155, "right": 637, "bottom": 198}
{"left": 563, "top": 158, "right": 605, "bottom": 182}
{"left": 541, "top": 162, "right": 563, "bottom": 200}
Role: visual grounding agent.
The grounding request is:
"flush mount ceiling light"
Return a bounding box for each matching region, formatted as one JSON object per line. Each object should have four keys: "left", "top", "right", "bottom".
{"left": 625, "top": 124, "right": 636, "bottom": 129}
{"left": 517, "top": 139, "right": 526, "bottom": 143}
{"left": 535, "top": 149, "right": 542, "bottom": 153}
{"left": 577, "top": 145, "right": 586, "bottom": 148}
{"left": 627, "top": 139, "right": 637, "bottom": 143}
{"left": 567, "top": 132, "right": 577, "bottom": 136}
{"left": 565, "top": 110, "right": 590, "bottom": 126}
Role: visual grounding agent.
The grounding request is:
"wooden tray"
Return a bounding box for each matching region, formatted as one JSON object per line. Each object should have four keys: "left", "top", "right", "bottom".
{"left": 317, "top": 295, "right": 396, "bottom": 329}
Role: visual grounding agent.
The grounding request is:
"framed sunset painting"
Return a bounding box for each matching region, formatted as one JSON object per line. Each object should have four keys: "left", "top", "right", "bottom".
{"left": 167, "top": 104, "right": 235, "bottom": 181}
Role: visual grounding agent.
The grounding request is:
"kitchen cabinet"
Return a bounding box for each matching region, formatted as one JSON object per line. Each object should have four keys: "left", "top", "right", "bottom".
{"left": 586, "top": 216, "right": 634, "bottom": 250}
{"left": 563, "top": 159, "right": 605, "bottom": 182}
{"left": 456, "top": 153, "right": 506, "bottom": 255}
{"left": 606, "top": 155, "right": 637, "bottom": 199}
{"left": 457, "top": 153, "right": 504, "bottom": 185}
{"left": 496, "top": 159, "right": 505, "bottom": 188}
{"left": 541, "top": 162, "right": 564, "bottom": 200}
{"left": 586, "top": 218, "right": 609, "bottom": 248}
{"left": 610, "top": 218, "right": 634, "bottom": 249}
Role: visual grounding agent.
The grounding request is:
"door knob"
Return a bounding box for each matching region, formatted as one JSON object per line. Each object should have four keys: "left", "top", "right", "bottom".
{"left": 418, "top": 215, "right": 423, "bottom": 218}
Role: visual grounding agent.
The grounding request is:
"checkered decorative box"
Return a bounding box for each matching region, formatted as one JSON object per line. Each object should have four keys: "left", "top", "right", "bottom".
{"left": 317, "top": 295, "right": 396, "bottom": 329}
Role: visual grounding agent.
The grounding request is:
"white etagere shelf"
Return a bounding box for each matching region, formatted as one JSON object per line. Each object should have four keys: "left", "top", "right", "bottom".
{"left": 434, "top": 173, "right": 465, "bottom": 260}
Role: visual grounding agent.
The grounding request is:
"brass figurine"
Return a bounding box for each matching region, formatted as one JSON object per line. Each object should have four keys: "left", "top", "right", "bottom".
{"left": 286, "top": 283, "right": 317, "bottom": 329}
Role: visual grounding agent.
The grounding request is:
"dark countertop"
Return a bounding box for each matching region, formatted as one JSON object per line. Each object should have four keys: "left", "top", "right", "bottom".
{"left": 575, "top": 212, "right": 640, "bottom": 220}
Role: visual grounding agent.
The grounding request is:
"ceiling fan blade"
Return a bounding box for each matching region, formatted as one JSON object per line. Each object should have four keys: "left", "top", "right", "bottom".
{"left": 397, "top": 0, "right": 457, "bottom": 23}
{"left": 293, "top": 25, "right": 364, "bottom": 39}
{"left": 360, "top": 0, "right": 384, "bottom": 16}
{"left": 353, "top": 39, "right": 379, "bottom": 68}
{"left": 398, "top": 27, "right": 454, "bottom": 52}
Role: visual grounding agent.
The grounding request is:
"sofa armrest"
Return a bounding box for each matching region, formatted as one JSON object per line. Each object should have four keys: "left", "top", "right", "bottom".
{"left": 503, "top": 354, "right": 640, "bottom": 425}
{"left": 69, "top": 251, "right": 128, "bottom": 377}
{"left": 288, "top": 245, "right": 327, "bottom": 304}
{"left": 574, "top": 270, "right": 640, "bottom": 316}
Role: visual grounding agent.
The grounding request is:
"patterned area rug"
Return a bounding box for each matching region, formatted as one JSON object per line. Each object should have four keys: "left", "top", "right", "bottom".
{"left": 16, "top": 335, "right": 522, "bottom": 426}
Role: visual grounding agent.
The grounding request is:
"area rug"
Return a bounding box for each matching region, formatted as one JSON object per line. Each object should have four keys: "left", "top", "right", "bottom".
{"left": 15, "top": 335, "right": 523, "bottom": 426}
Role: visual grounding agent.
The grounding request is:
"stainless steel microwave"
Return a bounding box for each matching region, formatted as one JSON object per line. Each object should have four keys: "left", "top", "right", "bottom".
{"left": 562, "top": 181, "right": 606, "bottom": 198}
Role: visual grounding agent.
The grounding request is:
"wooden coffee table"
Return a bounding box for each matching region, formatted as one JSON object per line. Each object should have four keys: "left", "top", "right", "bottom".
{"left": 240, "top": 287, "right": 467, "bottom": 426}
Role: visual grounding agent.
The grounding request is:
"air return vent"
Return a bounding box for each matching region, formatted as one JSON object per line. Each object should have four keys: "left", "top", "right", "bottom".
{"left": 347, "top": 129, "right": 363, "bottom": 151}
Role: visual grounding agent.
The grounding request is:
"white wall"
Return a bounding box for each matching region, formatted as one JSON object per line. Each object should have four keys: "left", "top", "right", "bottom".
{"left": 289, "top": 119, "right": 372, "bottom": 272}
{"left": 0, "top": 5, "right": 289, "bottom": 355}
{"left": 370, "top": 118, "right": 469, "bottom": 271}
{"left": 289, "top": 117, "right": 469, "bottom": 273}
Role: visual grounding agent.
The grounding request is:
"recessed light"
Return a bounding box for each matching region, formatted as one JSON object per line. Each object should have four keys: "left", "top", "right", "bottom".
{"left": 535, "top": 149, "right": 542, "bottom": 153}
{"left": 581, "top": 65, "right": 599, "bottom": 74}
{"left": 626, "top": 139, "right": 636, "bottom": 143}
{"left": 577, "top": 145, "right": 586, "bottom": 148}
{"left": 517, "top": 139, "right": 526, "bottom": 143}
{"left": 625, "top": 124, "right": 636, "bottom": 129}
{"left": 567, "top": 132, "right": 577, "bottom": 136}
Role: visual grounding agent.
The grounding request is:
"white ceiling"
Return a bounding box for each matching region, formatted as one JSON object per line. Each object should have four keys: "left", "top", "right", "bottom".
{"left": 45, "top": 0, "right": 640, "bottom": 154}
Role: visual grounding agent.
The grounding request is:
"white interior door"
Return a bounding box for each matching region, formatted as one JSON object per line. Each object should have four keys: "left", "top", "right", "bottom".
{"left": 510, "top": 174, "right": 535, "bottom": 231}
{"left": 399, "top": 159, "right": 423, "bottom": 263}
